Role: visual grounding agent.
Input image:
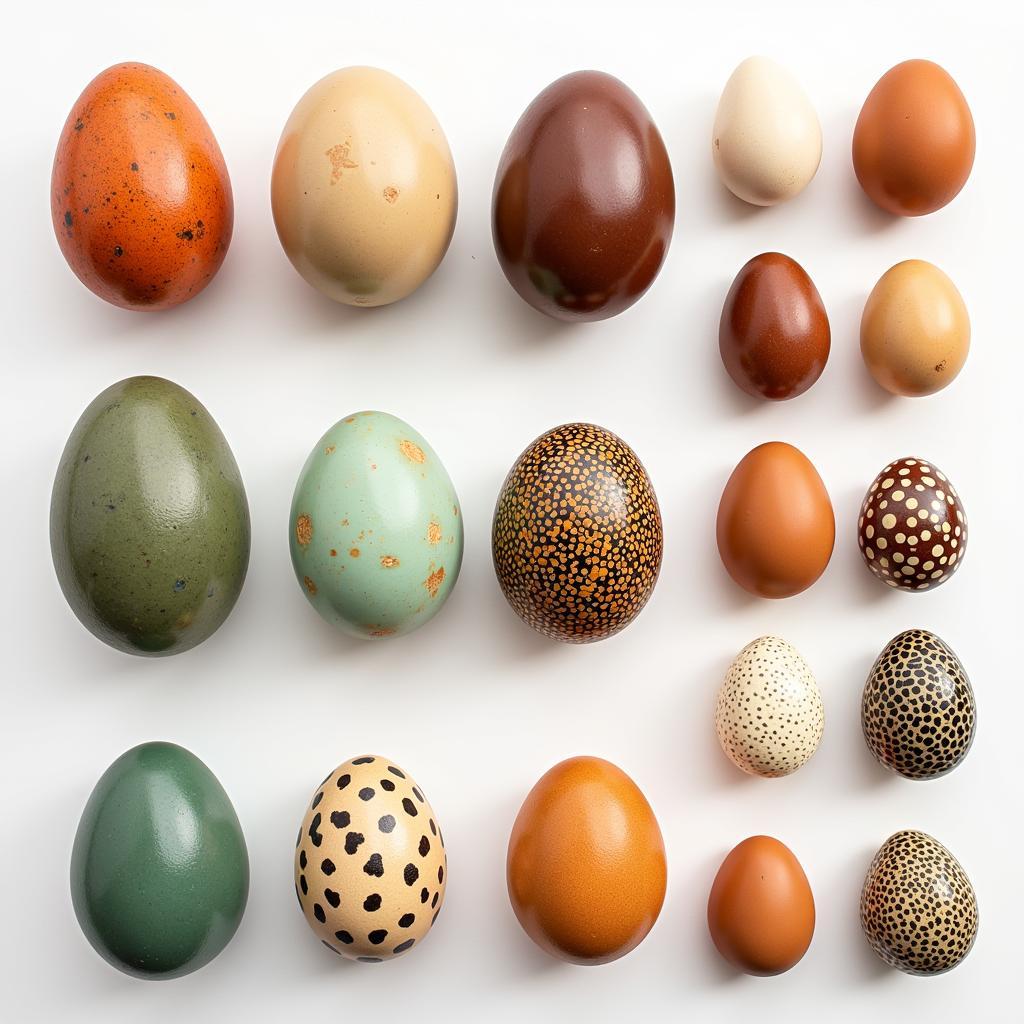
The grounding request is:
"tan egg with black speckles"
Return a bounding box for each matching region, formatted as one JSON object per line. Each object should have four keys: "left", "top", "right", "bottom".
{"left": 715, "top": 636, "right": 824, "bottom": 778}
{"left": 294, "top": 755, "right": 447, "bottom": 963}
{"left": 272, "top": 67, "right": 457, "bottom": 307}
{"left": 858, "top": 457, "right": 967, "bottom": 592}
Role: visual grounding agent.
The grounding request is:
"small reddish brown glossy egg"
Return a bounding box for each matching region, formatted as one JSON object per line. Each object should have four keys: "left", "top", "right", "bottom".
{"left": 507, "top": 756, "right": 666, "bottom": 965}
{"left": 716, "top": 442, "right": 835, "bottom": 599}
{"left": 708, "top": 836, "right": 815, "bottom": 976}
{"left": 51, "top": 63, "right": 232, "bottom": 310}
{"left": 853, "top": 60, "right": 975, "bottom": 217}
{"left": 492, "top": 70, "right": 675, "bottom": 322}
{"left": 720, "top": 252, "right": 830, "bottom": 400}
{"left": 858, "top": 457, "right": 967, "bottom": 591}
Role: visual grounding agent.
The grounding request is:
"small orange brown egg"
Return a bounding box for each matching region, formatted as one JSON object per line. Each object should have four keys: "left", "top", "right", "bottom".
{"left": 51, "top": 63, "right": 233, "bottom": 310}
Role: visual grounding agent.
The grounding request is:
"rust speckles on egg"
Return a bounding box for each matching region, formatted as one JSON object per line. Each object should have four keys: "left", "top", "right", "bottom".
{"left": 325, "top": 140, "right": 358, "bottom": 184}
{"left": 349, "top": 548, "right": 360, "bottom": 558}
{"left": 383, "top": 185, "right": 400, "bottom": 204}
{"left": 400, "top": 440, "right": 426, "bottom": 464}
{"left": 295, "top": 514, "right": 313, "bottom": 546}
{"left": 427, "top": 521, "right": 442, "bottom": 545}
{"left": 492, "top": 423, "right": 662, "bottom": 643}
{"left": 424, "top": 566, "right": 445, "bottom": 598}
{"left": 303, "top": 576, "right": 317, "bottom": 595}
{"left": 380, "top": 555, "right": 400, "bottom": 568}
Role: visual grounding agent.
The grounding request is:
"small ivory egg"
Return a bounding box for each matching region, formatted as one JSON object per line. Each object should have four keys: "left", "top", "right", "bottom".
{"left": 716, "top": 636, "right": 824, "bottom": 778}
{"left": 272, "top": 67, "right": 457, "bottom": 306}
{"left": 707, "top": 836, "right": 815, "bottom": 976}
{"left": 862, "top": 629, "right": 976, "bottom": 780}
{"left": 861, "top": 260, "right": 970, "bottom": 397}
{"left": 861, "top": 830, "right": 978, "bottom": 975}
{"left": 853, "top": 60, "right": 975, "bottom": 217}
{"left": 294, "top": 755, "right": 447, "bottom": 963}
{"left": 716, "top": 442, "right": 835, "bottom": 598}
{"left": 712, "top": 56, "right": 822, "bottom": 206}
{"left": 857, "top": 457, "right": 967, "bottom": 592}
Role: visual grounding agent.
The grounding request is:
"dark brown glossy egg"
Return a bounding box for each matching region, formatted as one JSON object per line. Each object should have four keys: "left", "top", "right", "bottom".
{"left": 492, "top": 423, "right": 662, "bottom": 643}
{"left": 857, "top": 457, "right": 967, "bottom": 592}
{"left": 492, "top": 71, "right": 675, "bottom": 322}
{"left": 720, "top": 252, "right": 830, "bottom": 400}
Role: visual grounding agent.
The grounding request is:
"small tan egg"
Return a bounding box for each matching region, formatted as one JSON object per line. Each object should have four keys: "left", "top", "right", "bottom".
{"left": 861, "top": 260, "right": 970, "bottom": 397}
{"left": 272, "top": 67, "right": 457, "bottom": 307}
{"left": 715, "top": 636, "right": 824, "bottom": 778}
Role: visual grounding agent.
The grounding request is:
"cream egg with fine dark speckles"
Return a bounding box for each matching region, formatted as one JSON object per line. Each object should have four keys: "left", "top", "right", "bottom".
{"left": 289, "top": 411, "right": 463, "bottom": 639}
{"left": 858, "top": 457, "right": 967, "bottom": 591}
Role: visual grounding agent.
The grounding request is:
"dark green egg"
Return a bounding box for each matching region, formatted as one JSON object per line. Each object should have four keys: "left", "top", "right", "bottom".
{"left": 71, "top": 741, "right": 249, "bottom": 979}
{"left": 50, "top": 376, "right": 250, "bottom": 656}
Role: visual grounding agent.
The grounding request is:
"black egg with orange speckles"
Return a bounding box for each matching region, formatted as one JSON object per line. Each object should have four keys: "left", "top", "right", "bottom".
{"left": 492, "top": 423, "right": 662, "bottom": 643}
{"left": 861, "top": 830, "right": 978, "bottom": 975}
{"left": 862, "top": 629, "right": 976, "bottom": 780}
{"left": 858, "top": 457, "right": 967, "bottom": 591}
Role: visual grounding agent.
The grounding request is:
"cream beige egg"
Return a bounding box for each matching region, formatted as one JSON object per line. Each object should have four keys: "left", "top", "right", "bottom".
{"left": 715, "top": 636, "right": 824, "bottom": 778}
{"left": 294, "top": 755, "right": 446, "bottom": 962}
{"left": 861, "top": 260, "right": 970, "bottom": 397}
{"left": 272, "top": 67, "right": 457, "bottom": 306}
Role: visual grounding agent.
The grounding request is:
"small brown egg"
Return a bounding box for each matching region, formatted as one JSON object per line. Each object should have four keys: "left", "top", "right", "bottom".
{"left": 707, "top": 836, "right": 815, "bottom": 976}
{"left": 853, "top": 60, "right": 975, "bottom": 217}
{"left": 507, "top": 756, "right": 666, "bottom": 964}
{"left": 716, "top": 442, "right": 835, "bottom": 598}
{"left": 861, "top": 260, "right": 969, "bottom": 397}
{"left": 720, "top": 252, "right": 831, "bottom": 400}
{"left": 857, "top": 457, "right": 967, "bottom": 592}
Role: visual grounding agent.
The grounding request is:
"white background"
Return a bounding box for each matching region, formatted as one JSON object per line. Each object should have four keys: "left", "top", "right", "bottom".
{"left": 2, "top": 1, "right": 1020, "bottom": 1020}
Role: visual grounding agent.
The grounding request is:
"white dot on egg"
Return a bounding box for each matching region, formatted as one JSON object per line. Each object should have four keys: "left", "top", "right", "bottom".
{"left": 882, "top": 514, "right": 897, "bottom": 529}
{"left": 892, "top": 490, "right": 905, "bottom": 501}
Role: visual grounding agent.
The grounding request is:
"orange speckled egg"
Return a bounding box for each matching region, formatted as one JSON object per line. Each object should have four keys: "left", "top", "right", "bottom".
{"left": 51, "top": 63, "right": 232, "bottom": 311}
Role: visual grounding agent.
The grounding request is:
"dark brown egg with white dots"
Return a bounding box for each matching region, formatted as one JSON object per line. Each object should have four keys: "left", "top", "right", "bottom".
{"left": 861, "top": 830, "right": 978, "bottom": 975}
{"left": 862, "top": 629, "right": 976, "bottom": 780}
{"left": 492, "top": 423, "right": 662, "bottom": 642}
{"left": 858, "top": 457, "right": 967, "bottom": 591}
{"left": 294, "top": 755, "right": 446, "bottom": 963}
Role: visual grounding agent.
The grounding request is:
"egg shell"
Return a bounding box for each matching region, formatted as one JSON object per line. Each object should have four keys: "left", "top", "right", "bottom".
{"left": 707, "top": 835, "right": 815, "bottom": 976}
{"left": 295, "top": 755, "right": 446, "bottom": 963}
{"left": 271, "top": 66, "right": 457, "bottom": 307}
{"left": 861, "top": 260, "right": 970, "bottom": 397}
{"left": 492, "top": 70, "right": 674, "bottom": 322}
{"left": 715, "top": 636, "right": 824, "bottom": 778}
{"left": 853, "top": 60, "right": 975, "bottom": 216}
{"left": 857, "top": 457, "right": 967, "bottom": 592}
{"left": 719, "top": 252, "right": 830, "bottom": 400}
{"left": 507, "top": 756, "right": 666, "bottom": 965}
{"left": 50, "top": 376, "right": 250, "bottom": 656}
{"left": 712, "top": 56, "right": 822, "bottom": 206}
{"left": 861, "top": 830, "right": 978, "bottom": 975}
{"left": 71, "top": 742, "right": 248, "bottom": 979}
{"left": 51, "top": 63, "right": 232, "bottom": 310}
{"left": 716, "top": 441, "right": 835, "bottom": 598}
{"left": 492, "top": 423, "right": 662, "bottom": 643}
{"left": 862, "top": 629, "right": 976, "bottom": 779}
{"left": 289, "top": 411, "right": 463, "bottom": 639}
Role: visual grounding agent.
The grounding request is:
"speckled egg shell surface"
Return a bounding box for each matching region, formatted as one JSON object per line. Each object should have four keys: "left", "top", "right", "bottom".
{"left": 492, "top": 423, "right": 663, "bottom": 643}
{"left": 50, "top": 376, "right": 250, "bottom": 656}
{"left": 289, "top": 411, "right": 463, "bottom": 639}
{"left": 715, "top": 636, "right": 824, "bottom": 778}
{"left": 861, "top": 830, "right": 978, "bottom": 975}
{"left": 51, "top": 62, "right": 232, "bottom": 310}
{"left": 271, "top": 66, "right": 457, "bottom": 307}
{"left": 862, "top": 629, "right": 976, "bottom": 779}
{"left": 858, "top": 457, "right": 967, "bottom": 591}
{"left": 295, "top": 755, "right": 447, "bottom": 962}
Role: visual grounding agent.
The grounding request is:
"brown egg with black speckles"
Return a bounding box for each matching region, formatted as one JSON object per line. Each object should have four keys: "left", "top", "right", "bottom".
{"left": 858, "top": 457, "right": 967, "bottom": 591}
{"left": 492, "top": 423, "right": 662, "bottom": 642}
{"left": 492, "top": 71, "right": 674, "bottom": 322}
{"left": 52, "top": 63, "right": 232, "bottom": 311}
{"left": 720, "top": 252, "right": 830, "bottom": 400}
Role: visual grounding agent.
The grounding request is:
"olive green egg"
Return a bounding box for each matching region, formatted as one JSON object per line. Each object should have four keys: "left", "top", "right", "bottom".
{"left": 50, "top": 376, "right": 250, "bottom": 656}
{"left": 71, "top": 741, "right": 249, "bottom": 979}
{"left": 289, "top": 410, "right": 463, "bottom": 638}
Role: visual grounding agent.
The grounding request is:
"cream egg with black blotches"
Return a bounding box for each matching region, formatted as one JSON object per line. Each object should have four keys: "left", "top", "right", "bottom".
{"left": 294, "top": 755, "right": 446, "bottom": 962}
{"left": 715, "top": 636, "right": 824, "bottom": 778}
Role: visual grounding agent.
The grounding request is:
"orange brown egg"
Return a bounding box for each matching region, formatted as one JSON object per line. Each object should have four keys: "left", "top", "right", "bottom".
{"left": 51, "top": 62, "right": 232, "bottom": 311}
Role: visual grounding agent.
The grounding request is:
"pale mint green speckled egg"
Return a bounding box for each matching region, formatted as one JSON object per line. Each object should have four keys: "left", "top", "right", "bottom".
{"left": 289, "top": 411, "right": 463, "bottom": 639}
